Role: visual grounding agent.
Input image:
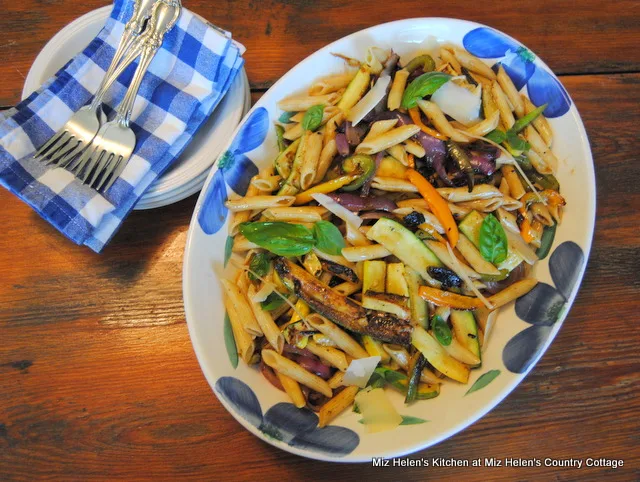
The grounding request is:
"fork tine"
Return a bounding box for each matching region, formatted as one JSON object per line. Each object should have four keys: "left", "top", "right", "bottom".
{"left": 48, "top": 138, "right": 81, "bottom": 165}
{"left": 81, "top": 149, "right": 106, "bottom": 182}
{"left": 56, "top": 143, "right": 86, "bottom": 168}
{"left": 40, "top": 132, "right": 72, "bottom": 164}
{"left": 35, "top": 130, "right": 68, "bottom": 160}
{"left": 68, "top": 144, "right": 98, "bottom": 174}
{"left": 87, "top": 152, "right": 114, "bottom": 187}
{"left": 101, "top": 154, "right": 128, "bottom": 192}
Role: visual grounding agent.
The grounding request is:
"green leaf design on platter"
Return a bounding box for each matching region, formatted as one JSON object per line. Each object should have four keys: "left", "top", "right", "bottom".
{"left": 224, "top": 312, "right": 238, "bottom": 369}
{"left": 465, "top": 369, "right": 501, "bottom": 395}
{"left": 399, "top": 415, "right": 429, "bottom": 425}
{"left": 224, "top": 235, "right": 234, "bottom": 267}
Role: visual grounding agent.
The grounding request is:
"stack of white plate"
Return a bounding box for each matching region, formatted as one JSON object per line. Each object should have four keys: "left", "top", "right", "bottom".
{"left": 22, "top": 6, "right": 250, "bottom": 210}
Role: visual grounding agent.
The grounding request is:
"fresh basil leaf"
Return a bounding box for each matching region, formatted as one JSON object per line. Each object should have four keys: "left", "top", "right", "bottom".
{"left": 485, "top": 129, "right": 507, "bottom": 144}
{"left": 278, "top": 111, "right": 296, "bottom": 123}
{"left": 313, "top": 220, "right": 345, "bottom": 255}
{"left": 401, "top": 72, "right": 452, "bottom": 109}
{"left": 248, "top": 252, "right": 271, "bottom": 281}
{"left": 465, "top": 369, "right": 501, "bottom": 395}
{"left": 302, "top": 104, "right": 325, "bottom": 131}
{"left": 261, "top": 292, "right": 286, "bottom": 311}
{"left": 399, "top": 415, "right": 429, "bottom": 425}
{"left": 367, "top": 372, "right": 386, "bottom": 389}
{"left": 275, "top": 124, "right": 286, "bottom": 153}
{"left": 505, "top": 130, "right": 531, "bottom": 152}
{"left": 432, "top": 315, "right": 452, "bottom": 346}
{"left": 479, "top": 214, "right": 508, "bottom": 264}
{"left": 511, "top": 103, "right": 548, "bottom": 133}
{"left": 536, "top": 223, "right": 557, "bottom": 259}
{"left": 239, "top": 222, "right": 315, "bottom": 257}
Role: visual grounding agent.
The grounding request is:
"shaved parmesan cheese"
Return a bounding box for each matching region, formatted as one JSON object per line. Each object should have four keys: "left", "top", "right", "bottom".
{"left": 446, "top": 242, "right": 494, "bottom": 310}
{"left": 355, "top": 388, "right": 403, "bottom": 433}
{"left": 348, "top": 75, "right": 391, "bottom": 126}
{"left": 251, "top": 282, "right": 275, "bottom": 302}
{"left": 343, "top": 356, "right": 381, "bottom": 388}
{"left": 311, "top": 193, "right": 363, "bottom": 228}
{"left": 431, "top": 81, "right": 481, "bottom": 126}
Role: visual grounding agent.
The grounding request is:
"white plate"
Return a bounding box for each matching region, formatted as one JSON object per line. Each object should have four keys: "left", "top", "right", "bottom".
{"left": 183, "top": 18, "right": 595, "bottom": 462}
{"left": 22, "top": 6, "right": 249, "bottom": 209}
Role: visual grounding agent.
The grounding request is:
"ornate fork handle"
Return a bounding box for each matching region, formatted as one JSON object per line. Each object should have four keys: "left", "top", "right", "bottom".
{"left": 88, "top": 0, "right": 159, "bottom": 112}
{"left": 113, "top": 0, "right": 182, "bottom": 127}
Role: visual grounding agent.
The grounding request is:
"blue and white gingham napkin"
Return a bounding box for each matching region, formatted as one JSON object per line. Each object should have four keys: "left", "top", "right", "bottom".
{"left": 0, "top": 0, "right": 244, "bottom": 252}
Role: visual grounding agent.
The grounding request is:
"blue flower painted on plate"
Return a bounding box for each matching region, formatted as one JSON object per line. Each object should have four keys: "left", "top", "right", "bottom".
{"left": 215, "top": 376, "right": 359, "bottom": 457}
{"left": 463, "top": 28, "right": 571, "bottom": 118}
{"left": 503, "top": 241, "right": 584, "bottom": 373}
{"left": 198, "top": 108, "right": 269, "bottom": 234}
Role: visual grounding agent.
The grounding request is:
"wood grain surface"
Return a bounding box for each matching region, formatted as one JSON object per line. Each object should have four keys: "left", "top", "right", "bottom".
{"left": 1, "top": 1, "right": 639, "bottom": 480}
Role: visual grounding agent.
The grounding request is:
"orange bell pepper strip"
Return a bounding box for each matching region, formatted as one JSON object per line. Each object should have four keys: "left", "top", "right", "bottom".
{"left": 418, "top": 286, "right": 484, "bottom": 310}
{"left": 408, "top": 107, "right": 448, "bottom": 140}
{"left": 518, "top": 207, "right": 534, "bottom": 243}
{"left": 406, "top": 168, "right": 459, "bottom": 247}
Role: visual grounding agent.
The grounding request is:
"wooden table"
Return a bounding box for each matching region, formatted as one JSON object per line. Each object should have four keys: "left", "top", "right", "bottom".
{"left": 1, "top": 1, "right": 639, "bottom": 480}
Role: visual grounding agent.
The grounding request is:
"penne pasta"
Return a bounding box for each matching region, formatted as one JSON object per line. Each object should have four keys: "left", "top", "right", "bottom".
{"left": 223, "top": 292, "right": 256, "bottom": 364}
{"left": 453, "top": 48, "right": 496, "bottom": 80}
{"left": 333, "top": 280, "right": 364, "bottom": 296}
{"left": 522, "top": 95, "right": 553, "bottom": 147}
{"left": 299, "top": 131, "right": 324, "bottom": 190}
{"left": 456, "top": 234, "right": 501, "bottom": 275}
{"left": 262, "top": 349, "right": 333, "bottom": 397}
{"left": 248, "top": 286, "right": 286, "bottom": 354}
{"left": 263, "top": 206, "right": 328, "bottom": 223}
{"left": 457, "top": 197, "right": 504, "bottom": 213}
{"left": 491, "top": 81, "right": 515, "bottom": 129}
{"left": 277, "top": 92, "right": 341, "bottom": 112}
{"left": 318, "top": 385, "right": 360, "bottom": 428}
{"left": 496, "top": 207, "right": 520, "bottom": 233}
{"left": 225, "top": 195, "right": 295, "bottom": 212}
{"left": 467, "top": 110, "right": 500, "bottom": 136}
{"left": 500, "top": 195, "right": 523, "bottom": 211}
{"left": 294, "top": 175, "right": 359, "bottom": 205}
{"left": 276, "top": 371, "right": 306, "bottom": 408}
{"left": 312, "top": 248, "right": 356, "bottom": 269}
{"left": 496, "top": 65, "right": 524, "bottom": 117}
{"left": 388, "top": 69, "right": 409, "bottom": 111}
{"left": 371, "top": 176, "right": 419, "bottom": 192}
{"left": 403, "top": 139, "right": 426, "bottom": 158}
{"left": 232, "top": 235, "right": 260, "bottom": 252}
{"left": 346, "top": 222, "right": 371, "bottom": 247}
{"left": 440, "top": 47, "right": 462, "bottom": 74}
{"left": 489, "top": 279, "right": 538, "bottom": 309}
{"left": 424, "top": 240, "right": 481, "bottom": 280}
{"left": 364, "top": 119, "right": 399, "bottom": 140}
{"left": 274, "top": 137, "right": 300, "bottom": 179}
{"left": 306, "top": 314, "right": 369, "bottom": 359}
{"left": 308, "top": 71, "right": 357, "bottom": 96}
{"left": 387, "top": 144, "right": 409, "bottom": 166}
{"left": 501, "top": 165, "right": 526, "bottom": 200}
{"left": 525, "top": 126, "right": 557, "bottom": 174}
{"left": 531, "top": 203, "right": 554, "bottom": 226}
{"left": 327, "top": 370, "right": 346, "bottom": 389}
{"left": 437, "top": 184, "right": 503, "bottom": 203}
{"left": 498, "top": 177, "right": 510, "bottom": 196}
{"left": 416, "top": 100, "right": 473, "bottom": 143}
{"left": 251, "top": 175, "right": 281, "bottom": 192}
{"left": 283, "top": 106, "right": 340, "bottom": 141}
{"left": 342, "top": 244, "right": 392, "bottom": 262}
{"left": 305, "top": 340, "right": 349, "bottom": 371}
{"left": 220, "top": 279, "right": 263, "bottom": 337}
{"left": 229, "top": 181, "right": 262, "bottom": 236}
{"left": 337, "top": 65, "right": 371, "bottom": 113}
{"left": 315, "top": 139, "right": 338, "bottom": 183}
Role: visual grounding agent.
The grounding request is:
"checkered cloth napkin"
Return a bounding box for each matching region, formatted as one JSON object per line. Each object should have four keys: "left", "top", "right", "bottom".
{"left": 0, "top": 0, "right": 244, "bottom": 252}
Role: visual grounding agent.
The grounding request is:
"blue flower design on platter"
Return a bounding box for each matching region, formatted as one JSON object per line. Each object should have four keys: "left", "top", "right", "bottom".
{"left": 215, "top": 376, "right": 359, "bottom": 457}
{"left": 463, "top": 28, "right": 571, "bottom": 118}
{"left": 198, "top": 108, "right": 269, "bottom": 234}
{"left": 503, "top": 242, "right": 584, "bottom": 373}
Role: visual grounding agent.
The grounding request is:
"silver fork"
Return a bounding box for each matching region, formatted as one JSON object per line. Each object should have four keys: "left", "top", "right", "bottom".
{"left": 73, "top": 0, "right": 182, "bottom": 192}
{"left": 34, "top": 0, "right": 160, "bottom": 166}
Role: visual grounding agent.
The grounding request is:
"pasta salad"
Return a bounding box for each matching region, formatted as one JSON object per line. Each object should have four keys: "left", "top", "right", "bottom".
{"left": 220, "top": 43, "right": 565, "bottom": 432}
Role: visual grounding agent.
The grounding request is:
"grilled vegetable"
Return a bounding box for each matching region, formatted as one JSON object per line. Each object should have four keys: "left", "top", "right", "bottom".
{"left": 274, "top": 257, "right": 413, "bottom": 345}
{"left": 447, "top": 140, "right": 474, "bottom": 192}
{"left": 320, "top": 259, "right": 359, "bottom": 283}
{"left": 363, "top": 291, "right": 411, "bottom": 319}
{"left": 404, "top": 352, "right": 427, "bottom": 404}
{"left": 342, "top": 154, "right": 376, "bottom": 191}
{"left": 450, "top": 310, "right": 481, "bottom": 364}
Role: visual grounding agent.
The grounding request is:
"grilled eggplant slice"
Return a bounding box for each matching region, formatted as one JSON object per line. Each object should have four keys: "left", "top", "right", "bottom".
{"left": 274, "top": 257, "right": 412, "bottom": 345}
